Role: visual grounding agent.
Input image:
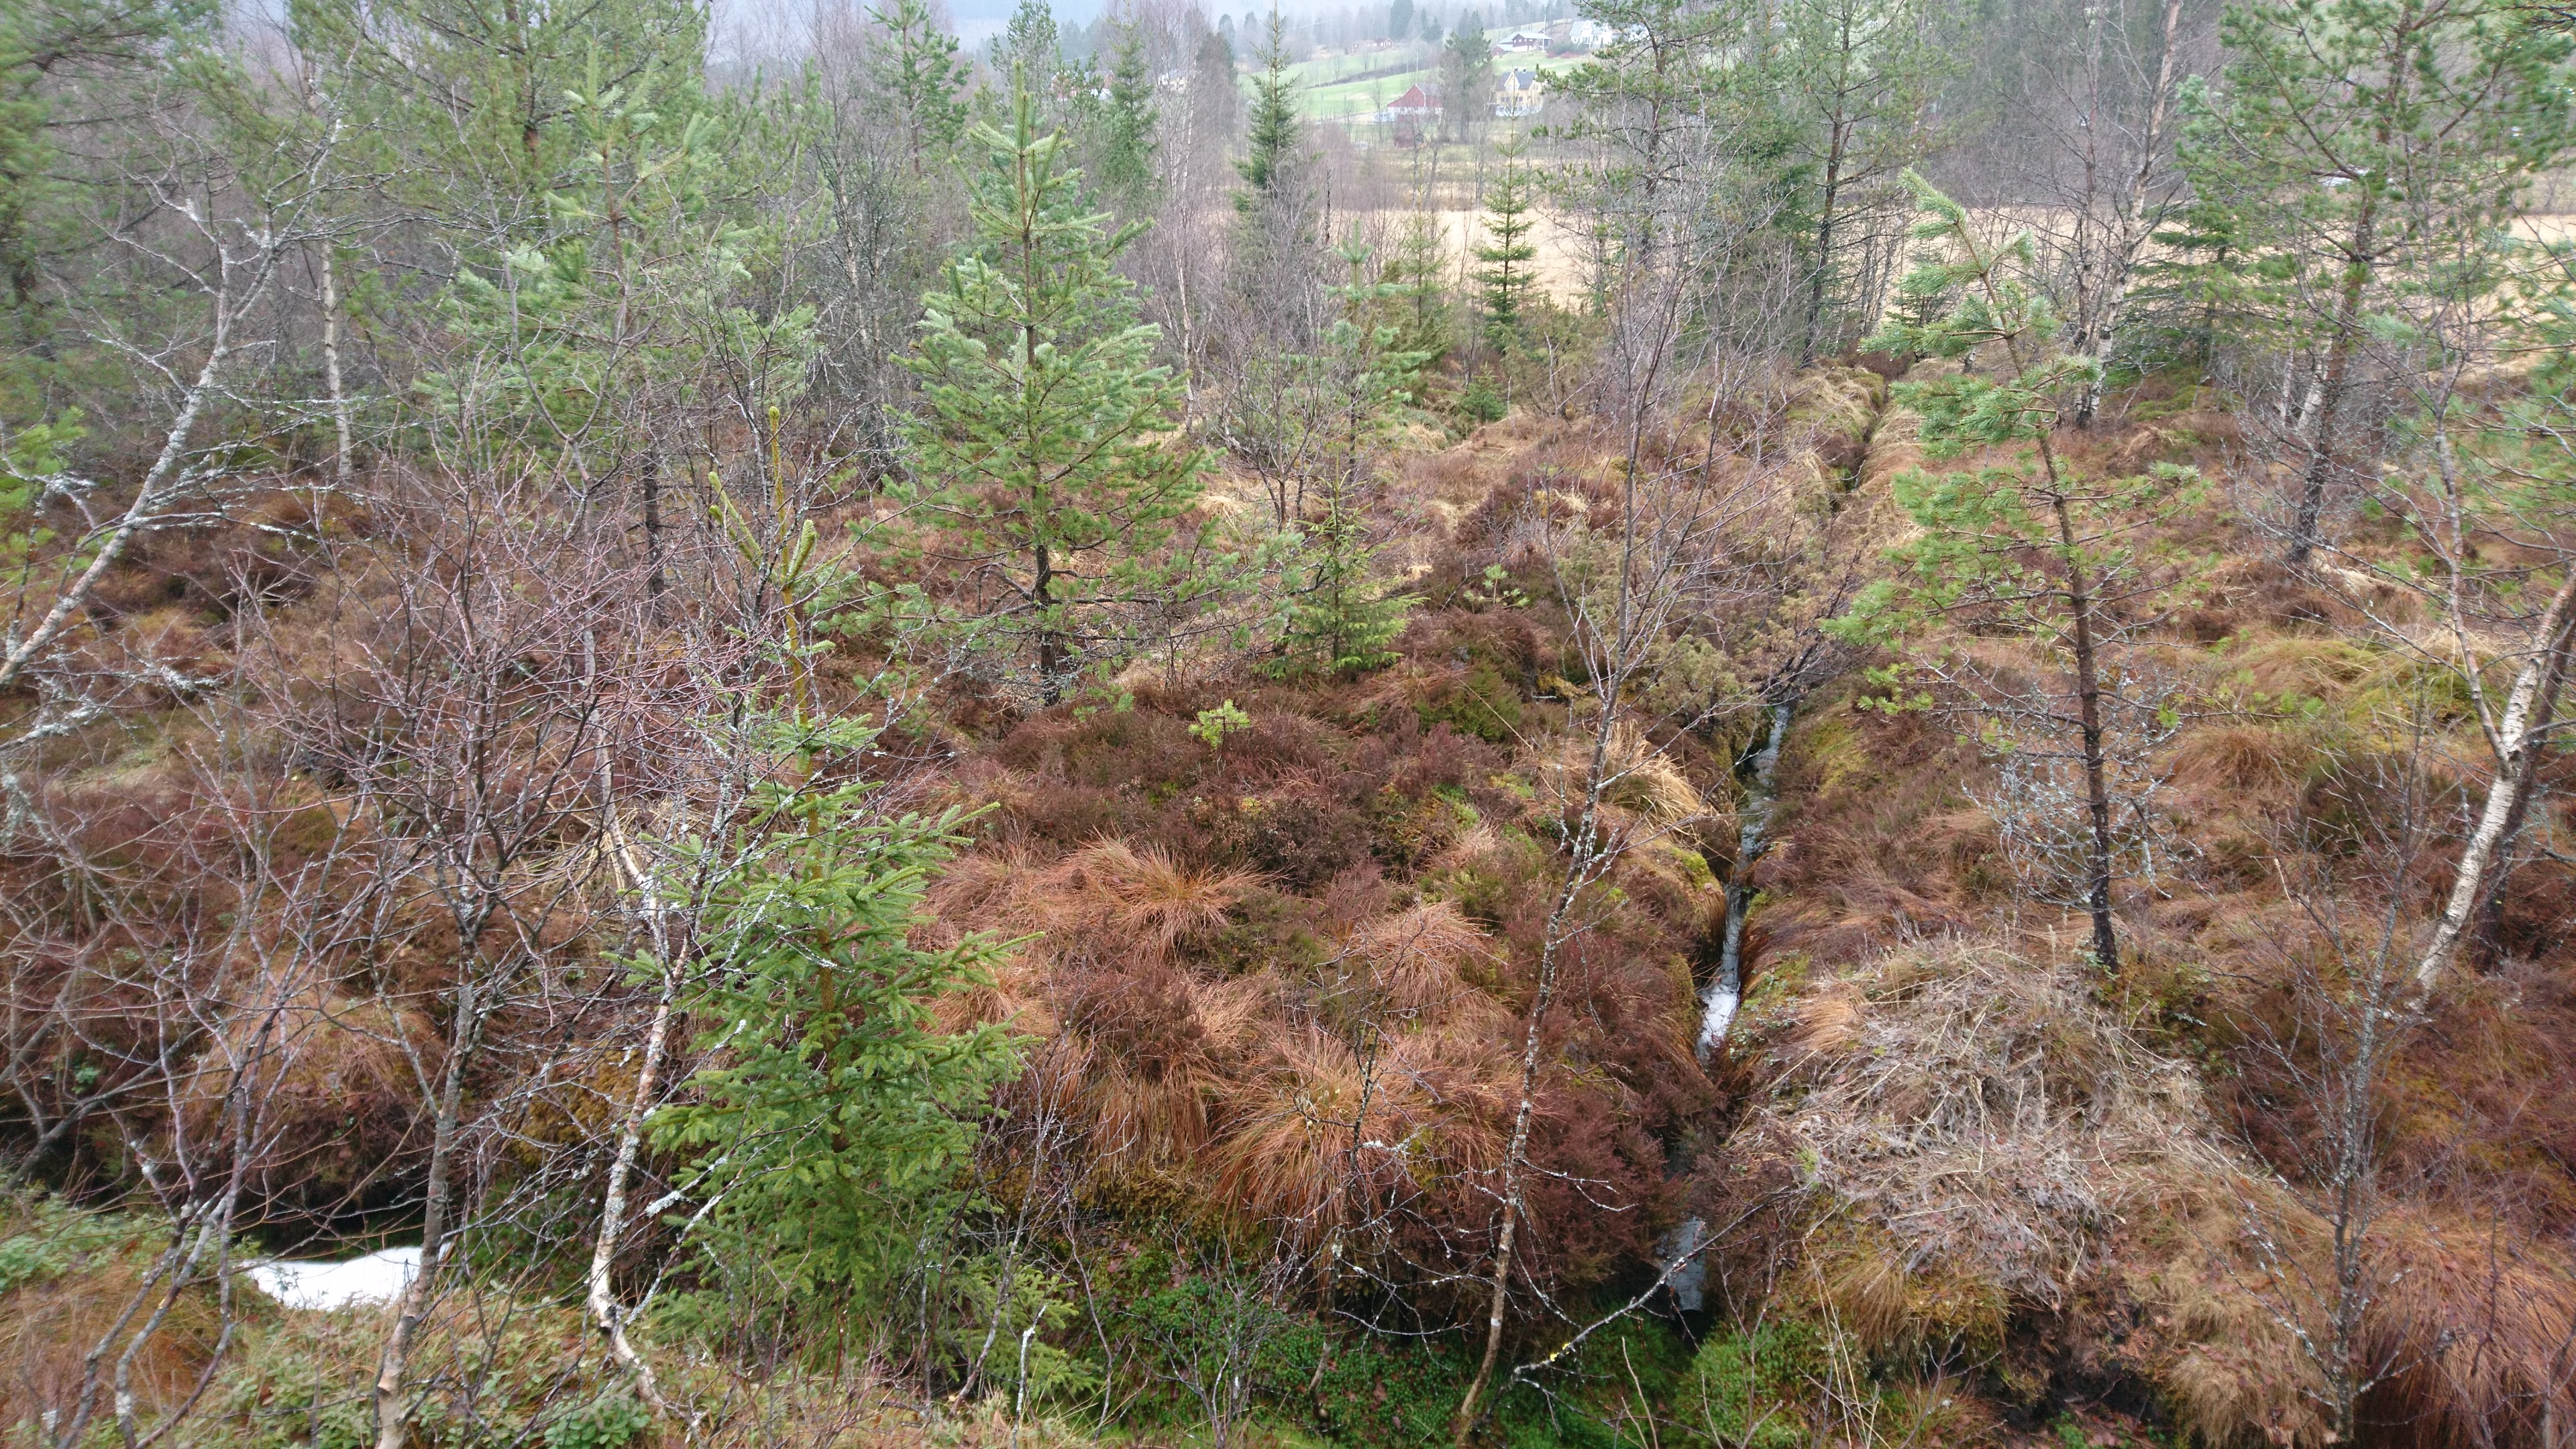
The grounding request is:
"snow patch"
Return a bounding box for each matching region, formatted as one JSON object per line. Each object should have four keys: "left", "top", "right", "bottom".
{"left": 246, "top": 1246, "right": 419, "bottom": 1311}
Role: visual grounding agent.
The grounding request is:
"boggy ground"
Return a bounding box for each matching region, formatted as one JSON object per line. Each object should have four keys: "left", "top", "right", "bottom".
{"left": 3, "top": 368, "right": 2573, "bottom": 1448}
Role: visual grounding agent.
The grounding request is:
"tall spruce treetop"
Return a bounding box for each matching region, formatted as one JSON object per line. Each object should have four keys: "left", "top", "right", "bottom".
{"left": 1549, "top": 0, "right": 1748, "bottom": 246}
{"left": 1237, "top": 10, "right": 1304, "bottom": 206}
{"left": 898, "top": 87, "right": 1218, "bottom": 705}
{"left": 1476, "top": 132, "right": 1541, "bottom": 350}
{"left": 1438, "top": 14, "right": 1496, "bottom": 140}
{"left": 1095, "top": 20, "right": 1159, "bottom": 209}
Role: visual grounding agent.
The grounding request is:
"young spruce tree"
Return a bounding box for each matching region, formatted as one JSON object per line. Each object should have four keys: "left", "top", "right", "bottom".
{"left": 657, "top": 721, "right": 1018, "bottom": 1311}
{"left": 1472, "top": 131, "right": 1540, "bottom": 410}
{"left": 1236, "top": 9, "right": 1303, "bottom": 208}
{"left": 1835, "top": 173, "right": 2202, "bottom": 975}
{"left": 1281, "top": 244, "right": 1430, "bottom": 676}
{"left": 898, "top": 87, "right": 1219, "bottom": 705}
{"left": 1095, "top": 21, "right": 1159, "bottom": 212}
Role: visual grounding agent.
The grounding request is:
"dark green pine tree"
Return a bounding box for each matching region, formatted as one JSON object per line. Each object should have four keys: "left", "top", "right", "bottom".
{"left": 1235, "top": 9, "right": 1302, "bottom": 209}
{"left": 1473, "top": 131, "right": 1539, "bottom": 400}
{"left": 2178, "top": 0, "right": 2573, "bottom": 566}
{"left": 4, "top": 0, "right": 215, "bottom": 319}
{"left": 898, "top": 86, "right": 1220, "bottom": 705}
{"left": 1095, "top": 20, "right": 1159, "bottom": 209}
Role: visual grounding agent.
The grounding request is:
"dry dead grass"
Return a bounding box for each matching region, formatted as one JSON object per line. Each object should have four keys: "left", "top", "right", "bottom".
{"left": 1756, "top": 941, "right": 2239, "bottom": 1313}
{"left": 1737, "top": 940, "right": 2292, "bottom": 1437}
{"left": 1730, "top": 938, "right": 2576, "bottom": 1448}
{"left": 0, "top": 1222, "right": 220, "bottom": 1441}
{"left": 1525, "top": 720, "right": 1707, "bottom": 826}
{"left": 1740, "top": 938, "right": 2339, "bottom": 1443}
{"left": 928, "top": 831, "right": 1523, "bottom": 1239}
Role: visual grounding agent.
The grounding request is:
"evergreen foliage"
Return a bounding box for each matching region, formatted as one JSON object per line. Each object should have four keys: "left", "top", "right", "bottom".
{"left": 1438, "top": 14, "right": 1495, "bottom": 140}
{"left": 655, "top": 719, "right": 1019, "bottom": 1307}
{"left": 2, "top": 0, "right": 210, "bottom": 315}
{"left": 427, "top": 66, "right": 818, "bottom": 476}
{"left": 2179, "top": 0, "right": 2573, "bottom": 559}
{"left": 1000, "top": 0, "right": 1061, "bottom": 96}
{"left": 1095, "top": 21, "right": 1160, "bottom": 209}
{"left": 1836, "top": 173, "right": 2204, "bottom": 973}
{"left": 1381, "top": 209, "right": 1453, "bottom": 383}
{"left": 897, "top": 86, "right": 1224, "bottom": 704}
{"left": 1772, "top": 0, "right": 1957, "bottom": 361}
{"left": 19, "top": 0, "right": 2576, "bottom": 1439}
{"left": 286, "top": 0, "right": 706, "bottom": 225}
{"left": 1279, "top": 246, "right": 1429, "bottom": 677}
{"left": 1236, "top": 11, "right": 1305, "bottom": 207}
{"left": 1474, "top": 133, "right": 1541, "bottom": 400}
{"left": 870, "top": 0, "right": 973, "bottom": 173}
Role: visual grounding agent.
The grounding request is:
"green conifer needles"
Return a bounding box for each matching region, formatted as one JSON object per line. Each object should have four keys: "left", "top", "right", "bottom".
{"left": 897, "top": 89, "right": 1222, "bottom": 705}
{"left": 657, "top": 726, "right": 1018, "bottom": 1302}
{"left": 1836, "top": 173, "right": 2204, "bottom": 975}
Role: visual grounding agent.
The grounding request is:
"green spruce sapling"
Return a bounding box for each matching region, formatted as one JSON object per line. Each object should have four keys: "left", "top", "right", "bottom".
{"left": 896, "top": 85, "right": 1224, "bottom": 706}
{"left": 655, "top": 719, "right": 1019, "bottom": 1313}
{"left": 1473, "top": 130, "right": 1540, "bottom": 407}
{"left": 1279, "top": 243, "right": 1429, "bottom": 677}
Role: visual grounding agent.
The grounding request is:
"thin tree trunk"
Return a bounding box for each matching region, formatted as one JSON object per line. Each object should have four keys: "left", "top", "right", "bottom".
{"left": 641, "top": 454, "right": 665, "bottom": 602}
{"left": 2286, "top": 3, "right": 2412, "bottom": 568}
{"left": 1450, "top": 855, "right": 1577, "bottom": 1447}
{"left": 2055, "top": 490, "right": 2121, "bottom": 972}
{"left": 1953, "top": 214, "right": 2127, "bottom": 971}
{"left": 2414, "top": 571, "right": 2576, "bottom": 996}
{"left": 1455, "top": 312, "right": 1680, "bottom": 1439}
{"left": 374, "top": 980, "right": 481, "bottom": 1449}
{"left": 54, "top": 1010, "right": 272, "bottom": 1449}
{"left": 2467, "top": 655, "right": 2563, "bottom": 965}
{"left": 1454, "top": 696, "right": 1639, "bottom": 1442}
{"left": 2284, "top": 252, "right": 2369, "bottom": 568}
{"left": 2076, "top": 0, "right": 2186, "bottom": 427}
{"left": 1033, "top": 539, "right": 1064, "bottom": 706}
{"left": 319, "top": 246, "right": 352, "bottom": 486}
{"left": 589, "top": 795, "right": 680, "bottom": 1418}
{"left": 1801, "top": 133, "right": 1847, "bottom": 368}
